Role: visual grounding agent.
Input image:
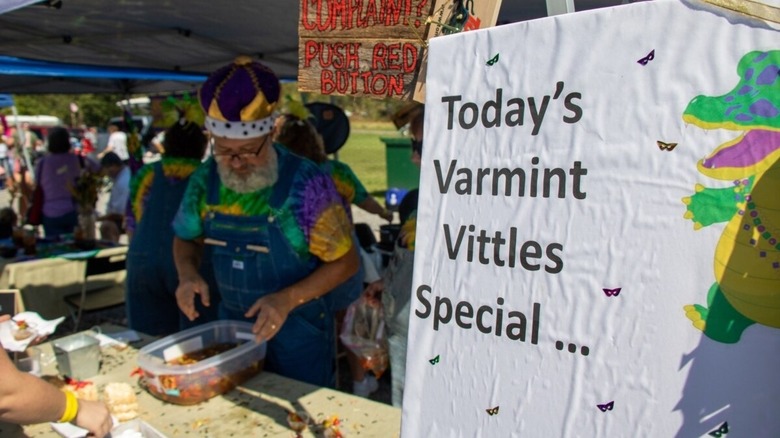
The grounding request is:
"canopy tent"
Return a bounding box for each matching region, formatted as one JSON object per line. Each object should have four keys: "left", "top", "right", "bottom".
{"left": 0, "top": 94, "right": 15, "bottom": 108}
{"left": 0, "top": 0, "right": 622, "bottom": 94}
{"left": 0, "top": 55, "right": 206, "bottom": 94}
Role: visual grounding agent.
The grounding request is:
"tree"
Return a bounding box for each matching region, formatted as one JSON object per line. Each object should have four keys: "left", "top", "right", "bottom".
{"left": 4, "top": 94, "right": 129, "bottom": 128}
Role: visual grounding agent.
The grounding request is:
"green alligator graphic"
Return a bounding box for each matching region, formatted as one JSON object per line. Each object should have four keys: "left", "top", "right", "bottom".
{"left": 681, "top": 50, "right": 780, "bottom": 343}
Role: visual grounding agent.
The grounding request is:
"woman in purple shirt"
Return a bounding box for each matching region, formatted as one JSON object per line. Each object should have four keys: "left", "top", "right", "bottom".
{"left": 35, "top": 127, "right": 100, "bottom": 238}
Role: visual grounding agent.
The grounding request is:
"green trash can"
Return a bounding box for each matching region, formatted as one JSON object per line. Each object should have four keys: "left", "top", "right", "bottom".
{"left": 381, "top": 137, "right": 420, "bottom": 191}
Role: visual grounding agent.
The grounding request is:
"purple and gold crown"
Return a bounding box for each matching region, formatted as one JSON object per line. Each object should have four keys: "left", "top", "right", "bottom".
{"left": 199, "top": 56, "right": 280, "bottom": 139}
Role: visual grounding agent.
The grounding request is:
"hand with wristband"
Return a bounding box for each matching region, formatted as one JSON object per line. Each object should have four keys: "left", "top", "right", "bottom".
{"left": 0, "top": 315, "right": 113, "bottom": 437}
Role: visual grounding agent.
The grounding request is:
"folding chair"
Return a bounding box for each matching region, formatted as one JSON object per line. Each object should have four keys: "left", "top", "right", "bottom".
{"left": 64, "top": 253, "right": 127, "bottom": 332}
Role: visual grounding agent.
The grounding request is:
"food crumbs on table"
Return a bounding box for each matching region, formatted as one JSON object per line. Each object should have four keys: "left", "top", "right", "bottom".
{"left": 287, "top": 410, "right": 310, "bottom": 432}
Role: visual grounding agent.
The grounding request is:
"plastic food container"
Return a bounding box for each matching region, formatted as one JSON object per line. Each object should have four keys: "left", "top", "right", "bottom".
{"left": 110, "top": 419, "right": 168, "bottom": 438}
{"left": 137, "top": 321, "right": 266, "bottom": 405}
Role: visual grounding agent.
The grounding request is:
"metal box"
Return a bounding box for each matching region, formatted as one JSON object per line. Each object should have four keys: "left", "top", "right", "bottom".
{"left": 53, "top": 333, "right": 101, "bottom": 380}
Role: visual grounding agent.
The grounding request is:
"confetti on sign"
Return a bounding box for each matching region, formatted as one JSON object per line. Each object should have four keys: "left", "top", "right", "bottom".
{"left": 597, "top": 401, "right": 614, "bottom": 412}
{"left": 708, "top": 421, "right": 729, "bottom": 437}
{"left": 486, "top": 54, "right": 500, "bottom": 66}
{"left": 657, "top": 141, "right": 678, "bottom": 151}
{"left": 638, "top": 49, "right": 655, "bottom": 65}
{"left": 429, "top": 355, "right": 440, "bottom": 365}
{"left": 603, "top": 288, "right": 622, "bottom": 297}
{"left": 486, "top": 406, "right": 500, "bottom": 416}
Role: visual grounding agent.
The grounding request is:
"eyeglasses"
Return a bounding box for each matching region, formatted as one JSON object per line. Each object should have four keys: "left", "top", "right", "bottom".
{"left": 212, "top": 135, "right": 270, "bottom": 162}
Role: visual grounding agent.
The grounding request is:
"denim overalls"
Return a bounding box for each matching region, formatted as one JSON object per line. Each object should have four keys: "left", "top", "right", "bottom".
{"left": 126, "top": 161, "right": 220, "bottom": 336}
{"left": 204, "top": 148, "right": 335, "bottom": 387}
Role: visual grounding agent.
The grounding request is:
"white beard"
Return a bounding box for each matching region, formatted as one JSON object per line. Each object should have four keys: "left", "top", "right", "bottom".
{"left": 217, "top": 148, "right": 279, "bottom": 193}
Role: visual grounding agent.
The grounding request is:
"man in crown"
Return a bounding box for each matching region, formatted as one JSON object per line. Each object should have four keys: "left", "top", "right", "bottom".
{"left": 172, "top": 57, "right": 359, "bottom": 386}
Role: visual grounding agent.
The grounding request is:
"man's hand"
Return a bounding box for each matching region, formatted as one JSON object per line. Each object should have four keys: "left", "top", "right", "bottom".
{"left": 245, "top": 292, "right": 294, "bottom": 343}
{"left": 73, "top": 399, "right": 113, "bottom": 438}
{"left": 175, "top": 275, "right": 210, "bottom": 321}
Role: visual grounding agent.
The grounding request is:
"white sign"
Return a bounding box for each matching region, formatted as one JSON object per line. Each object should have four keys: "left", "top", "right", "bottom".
{"left": 404, "top": 0, "right": 779, "bottom": 436}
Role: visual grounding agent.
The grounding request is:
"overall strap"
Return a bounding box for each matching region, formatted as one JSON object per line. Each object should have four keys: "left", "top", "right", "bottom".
{"left": 206, "top": 159, "right": 220, "bottom": 206}
{"left": 151, "top": 160, "right": 165, "bottom": 186}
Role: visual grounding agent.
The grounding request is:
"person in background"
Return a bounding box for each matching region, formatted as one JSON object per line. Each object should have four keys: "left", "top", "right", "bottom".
{"left": 20, "top": 123, "right": 41, "bottom": 154}
{"left": 173, "top": 56, "right": 358, "bottom": 387}
{"left": 35, "top": 127, "right": 100, "bottom": 238}
{"left": 0, "top": 136, "right": 9, "bottom": 188}
{"left": 363, "top": 104, "right": 424, "bottom": 407}
{"left": 80, "top": 126, "right": 97, "bottom": 158}
{"left": 98, "top": 122, "right": 128, "bottom": 163}
{"left": 274, "top": 113, "right": 394, "bottom": 223}
{"left": 125, "top": 117, "right": 219, "bottom": 336}
{"left": 273, "top": 112, "right": 390, "bottom": 397}
{"left": 98, "top": 152, "right": 130, "bottom": 243}
{"left": 0, "top": 315, "right": 112, "bottom": 437}
{"left": 4, "top": 128, "right": 33, "bottom": 219}
{"left": 149, "top": 130, "right": 165, "bottom": 155}
{"left": 0, "top": 207, "right": 17, "bottom": 239}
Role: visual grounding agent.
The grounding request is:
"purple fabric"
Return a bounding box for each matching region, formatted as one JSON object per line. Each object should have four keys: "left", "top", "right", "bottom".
{"left": 199, "top": 61, "right": 281, "bottom": 122}
{"left": 218, "top": 69, "right": 259, "bottom": 121}
{"left": 36, "top": 154, "right": 100, "bottom": 217}
{"left": 198, "top": 63, "right": 231, "bottom": 115}
{"left": 297, "top": 173, "right": 338, "bottom": 242}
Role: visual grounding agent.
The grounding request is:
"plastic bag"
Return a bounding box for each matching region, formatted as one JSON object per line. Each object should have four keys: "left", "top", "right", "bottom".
{"left": 339, "top": 295, "right": 389, "bottom": 378}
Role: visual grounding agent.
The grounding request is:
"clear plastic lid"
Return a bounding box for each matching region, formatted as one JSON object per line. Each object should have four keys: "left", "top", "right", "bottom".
{"left": 137, "top": 320, "right": 266, "bottom": 376}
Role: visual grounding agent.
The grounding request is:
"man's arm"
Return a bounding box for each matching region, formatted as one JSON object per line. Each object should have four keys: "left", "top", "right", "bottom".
{"left": 97, "top": 142, "right": 113, "bottom": 159}
{"left": 245, "top": 243, "right": 359, "bottom": 341}
{"left": 358, "top": 197, "right": 393, "bottom": 221}
{"left": 173, "top": 236, "right": 209, "bottom": 320}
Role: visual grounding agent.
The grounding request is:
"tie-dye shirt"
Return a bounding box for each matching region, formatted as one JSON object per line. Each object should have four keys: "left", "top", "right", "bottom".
{"left": 320, "top": 159, "right": 368, "bottom": 223}
{"left": 400, "top": 210, "right": 417, "bottom": 250}
{"left": 321, "top": 159, "right": 368, "bottom": 205}
{"left": 173, "top": 145, "right": 353, "bottom": 262}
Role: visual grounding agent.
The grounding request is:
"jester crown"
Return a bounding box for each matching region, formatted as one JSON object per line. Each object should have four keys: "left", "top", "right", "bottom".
{"left": 199, "top": 56, "right": 281, "bottom": 139}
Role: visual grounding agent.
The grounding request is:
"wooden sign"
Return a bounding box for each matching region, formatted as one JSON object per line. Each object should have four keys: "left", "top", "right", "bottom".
{"left": 298, "top": 0, "right": 502, "bottom": 101}
{"left": 414, "top": 0, "right": 502, "bottom": 101}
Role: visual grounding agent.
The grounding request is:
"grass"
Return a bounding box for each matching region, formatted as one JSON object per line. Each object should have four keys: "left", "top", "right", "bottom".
{"left": 336, "top": 121, "right": 403, "bottom": 198}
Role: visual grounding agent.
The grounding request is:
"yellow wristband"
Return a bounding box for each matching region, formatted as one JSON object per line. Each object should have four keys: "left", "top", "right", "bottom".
{"left": 58, "top": 391, "right": 79, "bottom": 423}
